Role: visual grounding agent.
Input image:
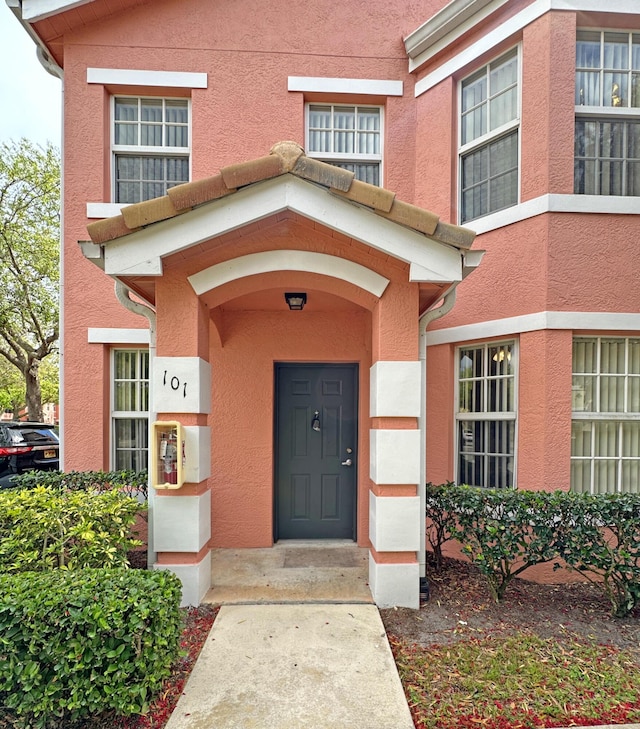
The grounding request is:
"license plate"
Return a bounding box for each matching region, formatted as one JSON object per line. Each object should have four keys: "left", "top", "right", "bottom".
{"left": 44, "top": 450, "right": 56, "bottom": 458}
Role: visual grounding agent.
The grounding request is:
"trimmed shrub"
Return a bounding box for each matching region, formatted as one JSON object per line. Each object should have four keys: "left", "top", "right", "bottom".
{"left": 446, "top": 486, "right": 565, "bottom": 602}
{"left": 0, "top": 569, "right": 183, "bottom": 726}
{"left": 426, "top": 484, "right": 640, "bottom": 616}
{"left": 556, "top": 491, "right": 640, "bottom": 618}
{"left": 11, "top": 469, "right": 148, "bottom": 500}
{"left": 425, "top": 481, "right": 459, "bottom": 569}
{"left": 0, "top": 486, "right": 144, "bottom": 572}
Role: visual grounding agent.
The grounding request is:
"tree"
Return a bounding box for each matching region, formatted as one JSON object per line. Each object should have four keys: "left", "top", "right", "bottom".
{"left": 0, "top": 139, "right": 60, "bottom": 422}
{"left": 0, "top": 357, "right": 25, "bottom": 419}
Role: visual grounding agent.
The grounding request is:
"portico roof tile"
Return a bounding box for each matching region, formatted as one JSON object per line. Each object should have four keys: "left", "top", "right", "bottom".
{"left": 86, "top": 141, "right": 476, "bottom": 251}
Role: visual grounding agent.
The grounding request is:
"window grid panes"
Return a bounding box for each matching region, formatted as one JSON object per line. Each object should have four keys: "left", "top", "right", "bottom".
{"left": 576, "top": 31, "right": 640, "bottom": 108}
{"left": 574, "top": 118, "right": 640, "bottom": 195}
{"left": 459, "top": 49, "right": 519, "bottom": 223}
{"left": 113, "top": 349, "right": 149, "bottom": 471}
{"left": 571, "top": 337, "right": 640, "bottom": 494}
{"left": 456, "top": 342, "right": 516, "bottom": 489}
{"left": 113, "top": 96, "right": 189, "bottom": 204}
{"left": 307, "top": 104, "right": 382, "bottom": 186}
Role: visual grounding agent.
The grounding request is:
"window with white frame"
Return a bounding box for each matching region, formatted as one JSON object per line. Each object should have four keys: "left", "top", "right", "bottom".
{"left": 571, "top": 337, "right": 640, "bottom": 494}
{"left": 456, "top": 341, "right": 516, "bottom": 489}
{"left": 459, "top": 48, "right": 519, "bottom": 224}
{"left": 113, "top": 96, "right": 190, "bottom": 204}
{"left": 306, "top": 104, "right": 382, "bottom": 185}
{"left": 575, "top": 31, "right": 640, "bottom": 196}
{"left": 112, "top": 349, "right": 149, "bottom": 471}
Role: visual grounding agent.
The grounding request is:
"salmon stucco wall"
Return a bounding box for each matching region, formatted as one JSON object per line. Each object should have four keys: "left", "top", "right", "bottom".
{"left": 517, "top": 329, "right": 573, "bottom": 492}
{"left": 425, "top": 342, "right": 455, "bottom": 485}
{"left": 59, "top": 0, "right": 426, "bottom": 473}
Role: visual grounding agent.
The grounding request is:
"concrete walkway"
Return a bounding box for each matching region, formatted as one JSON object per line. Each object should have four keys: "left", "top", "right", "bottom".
{"left": 164, "top": 603, "right": 415, "bottom": 729}
{"left": 165, "top": 543, "right": 414, "bottom": 728}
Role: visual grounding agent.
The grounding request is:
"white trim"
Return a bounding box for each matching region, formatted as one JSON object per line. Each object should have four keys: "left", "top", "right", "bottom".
{"left": 87, "top": 68, "right": 208, "bottom": 89}
{"left": 466, "top": 193, "right": 640, "bottom": 234}
{"left": 426, "top": 311, "right": 640, "bottom": 346}
{"left": 88, "top": 327, "right": 150, "bottom": 344}
{"left": 411, "top": 0, "right": 640, "bottom": 80}
{"left": 102, "top": 175, "right": 463, "bottom": 282}
{"left": 406, "top": 0, "right": 510, "bottom": 69}
{"left": 22, "top": 0, "right": 92, "bottom": 21}
{"left": 87, "top": 203, "right": 126, "bottom": 219}
{"left": 288, "top": 77, "right": 403, "bottom": 96}
{"left": 188, "top": 250, "right": 390, "bottom": 298}
{"left": 415, "top": 0, "right": 550, "bottom": 95}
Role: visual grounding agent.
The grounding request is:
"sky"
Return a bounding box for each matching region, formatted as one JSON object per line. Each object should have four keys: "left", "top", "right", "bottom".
{"left": 0, "top": 2, "right": 62, "bottom": 148}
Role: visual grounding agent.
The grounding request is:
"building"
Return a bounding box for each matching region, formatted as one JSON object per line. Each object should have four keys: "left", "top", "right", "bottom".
{"left": 10, "top": 0, "right": 640, "bottom": 608}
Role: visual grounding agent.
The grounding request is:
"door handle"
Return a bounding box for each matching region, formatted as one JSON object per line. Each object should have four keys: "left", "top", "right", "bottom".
{"left": 341, "top": 458, "right": 353, "bottom": 466}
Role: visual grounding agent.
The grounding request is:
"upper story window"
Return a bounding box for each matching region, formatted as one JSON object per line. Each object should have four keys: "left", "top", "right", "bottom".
{"left": 571, "top": 337, "right": 640, "bottom": 494}
{"left": 575, "top": 31, "right": 640, "bottom": 196}
{"left": 459, "top": 48, "right": 519, "bottom": 224}
{"left": 113, "top": 96, "right": 190, "bottom": 204}
{"left": 456, "top": 341, "right": 517, "bottom": 489}
{"left": 306, "top": 104, "right": 382, "bottom": 186}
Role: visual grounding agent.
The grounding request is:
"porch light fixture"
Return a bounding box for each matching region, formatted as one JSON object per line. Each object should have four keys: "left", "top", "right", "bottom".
{"left": 284, "top": 292, "right": 307, "bottom": 310}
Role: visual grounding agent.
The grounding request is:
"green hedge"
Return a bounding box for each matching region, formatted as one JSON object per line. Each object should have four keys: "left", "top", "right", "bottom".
{"left": 0, "top": 569, "right": 182, "bottom": 726}
{"left": 426, "top": 484, "right": 640, "bottom": 616}
{"left": 11, "top": 469, "right": 148, "bottom": 500}
{"left": 0, "top": 486, "right": 144, "bottom": 572}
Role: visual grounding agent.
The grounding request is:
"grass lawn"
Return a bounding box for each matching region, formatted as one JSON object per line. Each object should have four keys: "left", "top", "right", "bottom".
{"left": 392, "top": 632, "right": 640, "bottom": 729}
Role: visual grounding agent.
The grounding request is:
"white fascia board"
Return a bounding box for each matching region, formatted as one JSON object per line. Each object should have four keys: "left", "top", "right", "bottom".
{"left": 288, "top": 77, "right": 403, "bottom": 96}
{"left": 103, "top": 176, "right": 462, "bottom": 283}
{"left": 87, "top": 68, "right": 208, "bottom": 88}
{"left": 87, "top": 203, "right": 126, "bottom": 219}
{"left": 414, "top": 0, "right": 551, "bottom": 94}
{"left": 22, "top": 0, "right": 92, "bottom": 21}
{"left": 188, "top": 250, "right": 390, "bottom": 298}
{"left": 405, "top": 0, "right": 509, "bottom": 66}
{"left": 425, "top": 311, "right": 640, "bottom": 346}
{"left": 287, "top": 178, "right": 462, "bottom": 282}
{"left": 412, "top": 0, "right": 640, "bottom": 86}
{"left": 88, "top": 327, "right": 150, "bottom": 344}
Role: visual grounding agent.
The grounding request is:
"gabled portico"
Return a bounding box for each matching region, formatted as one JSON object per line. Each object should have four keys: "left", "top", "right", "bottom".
{"left": 81, "top": 141, "right": 481, "bottom": 608}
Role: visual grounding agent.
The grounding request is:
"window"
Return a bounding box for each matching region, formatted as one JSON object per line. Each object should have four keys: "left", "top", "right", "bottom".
{"left": 112, "top": 349, "right": 149, "bottom": 471}
{"left": 575, "top": 31, "right": 640, "bottom": 195}
{"left": 459, "top": 48, "right": 519, "bottom": 223}
{"left": 456, "top": 341, "right": 516, "bottom": 489}
{"left": 306, "top": 104, "right": 382, "bottom": 185}
{"left": 113, "top": 96, "right": 190, "bottom": 204}
{"left": 571, "top": 337, "right": 640, "bottom": 494}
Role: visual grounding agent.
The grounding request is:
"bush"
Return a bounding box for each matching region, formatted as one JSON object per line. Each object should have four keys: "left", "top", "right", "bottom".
{"left": 426, "top": 484, "right": 640, "bottom": 616}
{"left": 11, "top": 469, "right": 148, "bottom": 500}
{"left": 556, "top": 491, "right": 640, "bottom": 618}
{"left": 0, "top": 486, "right": 144, "bottom": 572}
{"left": 445, "top": 486, "right": 564, "bottom": 602}
{"left": 0, "top": 569, "right": 183, "bottom": 726}
{"left": 425, "top": 481, "right": 459, "bottom": 569}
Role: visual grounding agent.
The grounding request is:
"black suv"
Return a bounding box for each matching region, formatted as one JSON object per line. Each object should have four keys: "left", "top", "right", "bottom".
{"left": 0, "top": 421, "right": 60, "bottom": 489}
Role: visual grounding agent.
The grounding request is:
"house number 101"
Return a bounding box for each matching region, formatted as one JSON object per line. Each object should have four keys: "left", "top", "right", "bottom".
{"left": 163, "top": 370, "right": 188, "bottom": 398}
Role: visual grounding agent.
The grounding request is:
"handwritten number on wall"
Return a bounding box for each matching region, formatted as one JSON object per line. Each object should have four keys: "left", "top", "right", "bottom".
{"left": 163, "top": 370, "right": 188, "bottom": 398}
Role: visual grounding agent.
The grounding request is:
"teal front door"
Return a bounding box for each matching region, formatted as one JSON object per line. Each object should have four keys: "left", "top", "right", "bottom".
{"left": 275, "top": 364, "right": 358, "bottom": 540}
